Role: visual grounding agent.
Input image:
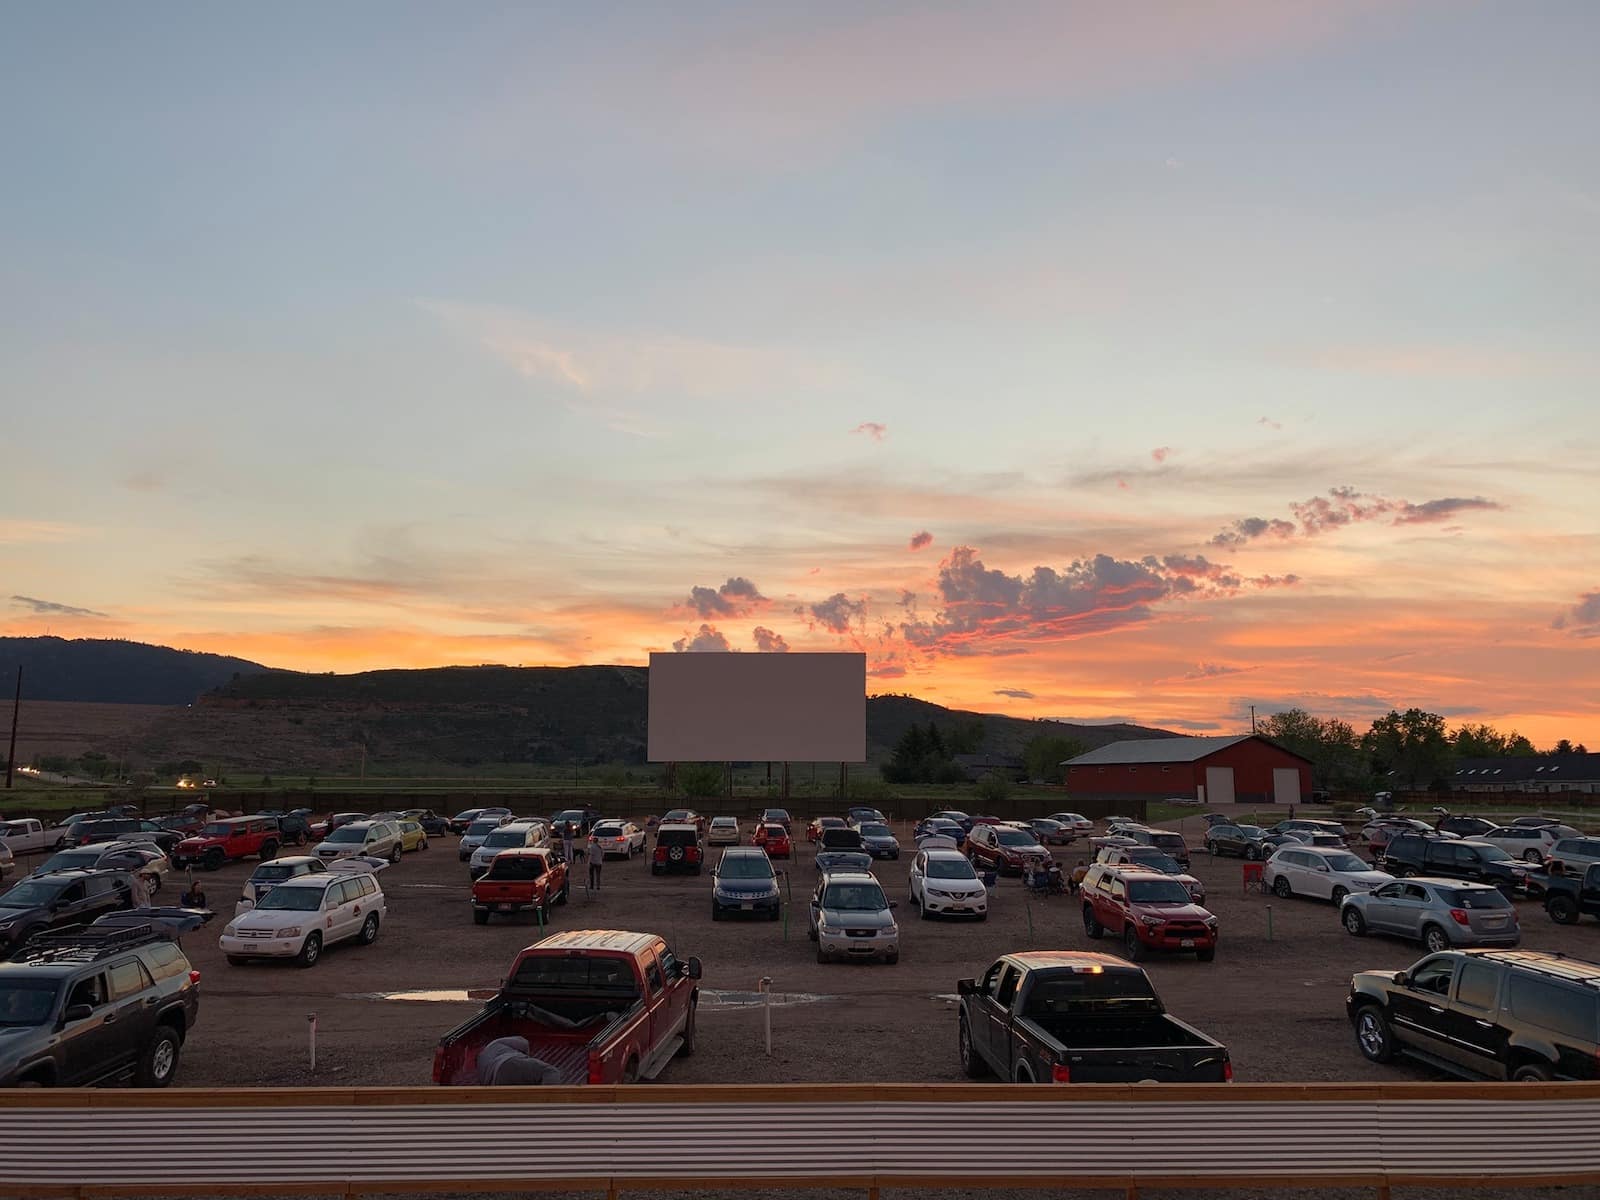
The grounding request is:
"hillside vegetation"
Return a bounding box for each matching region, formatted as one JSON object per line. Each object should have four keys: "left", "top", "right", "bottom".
{"left": 0, "top": 637, "right": 272, "bottom": 705}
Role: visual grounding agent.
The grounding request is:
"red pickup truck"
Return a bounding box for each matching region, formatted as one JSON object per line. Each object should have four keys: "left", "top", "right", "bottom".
{"left": 433, "top": 929, "right": 702, "bottom": 1085}
{"left": 172, "top": 816, "right": 281, "bottom": 871}
{"left": 1081, "top": 862, "right": 1218, "bottom": 962}
{"left": 470, "top": 848, "right": 570, "bottom": 925}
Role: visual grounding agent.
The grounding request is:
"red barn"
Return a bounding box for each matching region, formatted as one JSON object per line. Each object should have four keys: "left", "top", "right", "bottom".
{"left": 1063, "top": 735, "right": 1313, "bottom": 807}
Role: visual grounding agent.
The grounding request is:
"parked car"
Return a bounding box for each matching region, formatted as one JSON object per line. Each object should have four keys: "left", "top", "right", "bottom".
{"left": 814, "top": 849, "right": 873, "bottom": 875}
{"left": 651, "top": 823, "right": 704, "bottom": 875}
{"left": 710, "top": 847, "right": 782, "bottom": 921}
{"left": 908, "top": 847, "right": 987, "bottom": 920}
{"left": 395, "top": 808, "right": 449, "bottom": 836}
{"left": 817, "top": 826, "right": 866, "bottom": 854}
{"left": 172, "top": 817, "right": 281, "bottom": 871}
{"left": 957, "top": 951, "right": 1231, "bottom": 1083}
{"left": 65, "top": 817, "right": 179, "bottom": 854}
{"left": 1479, "top": 823, "right": 1579, "bottom": 864}
{"left": 0, "top": 923, "right": 200, "bottom": 1087}
{"left": 707, "top": 817, "right": 740, "bottom": 846}
{"left": 1339, "top": 878, "right": 1519, "bottom": 953}
{"left": 1080, "top": 863, "right": 1218, "bottom": 962}
{"left": 457, "top": 815, "right": 513, "bottom": 862}
{"left": 1046, "top": 813, "right": 1093, "bottom": 837}
{"left": 1511, "top": 815, "right": 1567, "bottom": 828}
{"left": 470, "top": 847, "right": 569, "bottom": 925}
{"left": 1432, "top": 813, "right": 1500, "bottom": 839}
{"left": 590, "top": 820, "right": 646, "bottom": 859}
{"left": 913, "top": 818, "right": 966, "bottom": 851}
{"left": 1123, "top": 827, "right": 1190, "bottom": 867}
{"left": 0, "top": 841, "right": 12, "bottom": 879}
{"left": 433, "top": 929, "right": 700, "bottom": 1085}
{"left": 1546, "top": 837, "right": 1600, "bottom": 879}
{"left": 660, "top": 809, "right": 706, "bottom": 835}
{"left": 807, "top": 817, "right": 846, "bottom": 843}
{"left": 0, "top": 868, "right": 139, "bottom": 951}
{"left": 928, "top": 810, "right": 973, "bottom": 832}
{"left": 1361, "top": 818, "right": 1444, "bottom": 856}
{"left": 809, "top": 870, "right": 898, "bottom": 964}
{"left": 314, "top": 820, "right": 403, "bottom": 865}
{"left": 751, "top": 822, "right": 792, "bottom": 860}
{"left": 759, "top": 808, "right": 793, "bottom": 832}
{"left": 1381, "top": 834, "right": 1531, "bottom": 894}
{"left": 1279, "top": 830, "right": 1346, "bottom": 848}
{"left": 0, "top": 818, "right": 70, "bottom": 854}
{"left": 236, "top": 855, "right": 329, "bottom": 911}
{"left": 1265, "top": 845, "right": 1391, "bottom": 904}
{"left": 33, "top": 842, "right": 170, "bottom": 899}
{"left": 855, "top": 822, "right": 900, "bottom": 860}
{"left": 1271, "top": 818, "right": 1348, "bottom": 841}
{"left": 312, "top": 812, "right": 369, "bottom": 840}
{"left": 1347, "top": 948, "right": 1600, "bottom": 1080}
{"left": 1205, "top": 824, "right": 1271, "bottom": 860}
{"left": 1541, "top": 862, "right": 1600, "bottom": 925}
{"left": 1093, "top": 846, "right": 1205, "bottom": 902}
{"left": 550, "top": 807, "right": 605, "bottom": 839}
{"left": 448, "top": 808, "right": 492, "bottom": 836}
{"left": 1027, "top": 818, "right": 1074, "bottom": 846}
{"left": 469, "top": 822, "right": 547, "bottom": 879}
{"left": 967, "top": 824, "right": 1052, "bottom": 876}
{"left": 846, "top": 807, "right": 887, "bottom": 827}
{"left": 220, "top": 870, "right": 386, "bottom": 966}
{"left": 393, "top": 820, "right": 429, "bottom": 853}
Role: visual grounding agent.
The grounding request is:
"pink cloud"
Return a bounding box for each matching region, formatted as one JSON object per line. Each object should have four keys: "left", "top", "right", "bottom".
{"left": 908, "top": 530, "right": 933, "bottom": 552}
{"left": 1211, "top": 488, "right": 1502, "bottom": 546}
{"left": 1150, "top": 446, "right": 1173, "bottom": 463}
{"left": 851, "top": 421, "right": 888, "bottom": 442}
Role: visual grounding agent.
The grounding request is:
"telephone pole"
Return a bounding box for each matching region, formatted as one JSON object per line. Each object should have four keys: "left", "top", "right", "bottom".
{"left": 1249, "top": 705, "right": 1257, "bottom": 734}
{"left": 5, "top": 666, "right": 21, "bottom": 790}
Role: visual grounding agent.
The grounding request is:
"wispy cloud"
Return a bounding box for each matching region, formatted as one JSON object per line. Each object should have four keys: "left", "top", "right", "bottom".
{"left": 1179, "top": 662, "right": 1248, "bottom": 681}
{"left": 993, "top": 687, "right": 1035, "bottom": 699}
{"left": 1210, "top": 487, "right": 1503, "bottom": 547}
{"left": 1552, "top": 591, "right": 1600, "bottom": 638}
{"left": 11, "top": 595, "right": 107, "bottom": 618}
{"left": 1150, "top": 446, "right": 1173, "bottom": 463}
{"left": 851, "top": 421, "right": 888, "bottom": 442}
{"left": 0, "top": 520, "right": 95, "bottom": 546}
{"left": 1257, "top": 416, "right": 1283, "bottom": 431}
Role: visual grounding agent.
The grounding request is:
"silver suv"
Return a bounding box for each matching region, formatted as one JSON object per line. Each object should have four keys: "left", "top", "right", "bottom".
{"left": 1547, "top": 836, "right": 1600, "bottom": 878}
{"left": 1340, "top": 877, "right": 1520, "bottom": 953}
{"left": 808, "top": 871, "right": 898, "bottom": 964}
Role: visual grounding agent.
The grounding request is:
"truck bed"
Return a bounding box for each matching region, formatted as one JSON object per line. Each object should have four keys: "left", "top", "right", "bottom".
{"left": 1026, "top": 1012, "right": 1213, "bottom": 1049}
{"left": 434, "top": 996, "right": 637, "bottom": 1086}
{"left": 1020, "top": 1013, "right": 1228, "bottom": 1082}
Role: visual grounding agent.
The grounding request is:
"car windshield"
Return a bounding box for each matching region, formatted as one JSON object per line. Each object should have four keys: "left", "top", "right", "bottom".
{"left": 484, "top": 830, "right": 527, "bottom": 848}
{"left": 256, "top": 887, "right": 325, "bottom": 911}
{"left": 1442, "top": 887, "right": 1512, "bottom": 910}
{"left": 253, "top": 865, "right": 300, "bottom": 881}
{"left": 995, "top": 829, "right": 1036, "bottom": 847}
{"left": 466, "top": 821, "right": 501, "bottom": 836}
{"left": 554, "top": 811, "right": 586, "bottom": 822}
{"left": 663, "top": 811, "right": 691, "bottom": 822}
{"left": 1128, "top": 879, "right": 1194, "bottom": 904}
{"left": 764, "top": 811, "right": 791, "bottom": 821}
{"left": 822, "top": 883, "right": 888, "bottom": 911}
{"left": 1324, "top": 854, "right": 1368, "bottom": 872}
{"left": 0, "top": 881, "right": 63, "bottom": 907}
{"left": 719, "top": 856, "right": 774, "bottom": 880}
{"left": 711, "top": 819, "right": 736, "bottom": 828}
{"left": 1237, "top": 825, "right": 1265, "bottom": 837}
{"left": 38, "top": 850, "right": 99, "bottom": 872}
{"left": 0, "top": 979, "right": 61, "bottom": 1026}
{"left": 326, "top": 827, "right": 366, "bottom": 844}
{"left": 819, "top": 819, "right": 845, "bottom": 828}
{"left": 860, "top": 824, "right": 892, "bottom": 838}
{"left": 927, "top": 858, "right": 977, "bottom": 880}
{"left": 762, "top": 826, "right": 786, "bottom": 838}
{"left": 200, "top": 823, "right": 232, "bottom": 837}
{"left": 817, "top": 853, "right": 871, "bottom": 871}
{"left": 452, "top": 811, "right": 481, "bottom": 822}
{"left": 1128, "top": 850, "right": 1180, "bottom": 872}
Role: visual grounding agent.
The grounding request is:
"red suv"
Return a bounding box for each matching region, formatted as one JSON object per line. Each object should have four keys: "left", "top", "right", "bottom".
{"left": 652, "top": 823, "right": 704, "bottom": 875}
{"left": 1081, "top": 863, "right": 1218, "bottom": 962}
{"left": 966, "top": 824, "right": 1051, "bottom": 876}
{"left": 172, "top": 816, "right": 281, "bottom": 871}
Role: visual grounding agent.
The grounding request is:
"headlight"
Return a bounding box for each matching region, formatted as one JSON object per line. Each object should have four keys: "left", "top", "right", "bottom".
{"left": 886, "top": 924, "right": 898, "bottom": 937}
{"left": 223, "top": 924, "right": 237, "bottom": 936}
{"left": 1205, "top": 917, "right": 1219, "bottom": 929}
{"left": 1140, "top": 915, "right": 1163, "bottom": 929}
{"left": 279, "top": 926, "right": 302, "bottom": 937}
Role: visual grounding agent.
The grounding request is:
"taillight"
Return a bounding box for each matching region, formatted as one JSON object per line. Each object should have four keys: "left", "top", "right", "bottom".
{"left": 1449, "top": 908, "right": 1471, "bottom": 926}
{"left": 1050, "top": 1063, "right": 1072, "bottom": 1083}
{"left": 653, "top": 847, "right": 665, "bottom": 861}
{"left": 1223, "top": 1059, "right": 1234, "bottom": 1082}
{"left": 189, "top": 970, "right": 201, "bottom": 985}
{"left": 588, "top": 1057, "right": 603, "bottom": 1084}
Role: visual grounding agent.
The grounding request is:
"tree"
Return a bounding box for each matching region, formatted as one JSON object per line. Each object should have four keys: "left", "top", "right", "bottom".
{"left": 1554, "top": 739, "right": 1576, "bottom": 755}
{"left": 946, "top": 720, "right": 985, "bottom": 756}
{"left": 1260, "top": 709, "right": 1369, "bottom": 791}
{"left": 1363, "top": 709, "right": 1452, "bottom": 791}
{"left": 1023, "top": 734, "right": 1087, "bottom": 784}
{"left": 926, "top": 723, "right": 947, "bottom": 759}
{"left": 974, "top": 772, "right": 1012, "bottom": 804}
{"left": 675, "top": 762, "right": 725, "bottom": 798}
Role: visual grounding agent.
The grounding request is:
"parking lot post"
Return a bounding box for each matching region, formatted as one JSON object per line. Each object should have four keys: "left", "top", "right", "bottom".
{"left": 757, "top": 976, "right": 773, "bottom": 1055}
{"left": 1266, "top": 904, "right": 1274, "bottom": 941}
{"left": 308, "top": 1012, "right": 317, "bottom": 1071}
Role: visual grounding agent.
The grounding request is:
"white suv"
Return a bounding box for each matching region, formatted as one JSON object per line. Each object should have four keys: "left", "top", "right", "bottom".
{"left": 220, "top": 871, "right": 387, "bottom": 967}
{"left": 313, "top": 820, "right": 402, "bottom": 864}
{"left": 469, "top": 822, "right": 546, "bottom": 878}
{"left": 1265, "top": 844, "right": 1392, "bottom": 904}
{"left": 908, "top": 847, "right": 987, "bottom": 919}
{"left": 1481, "top": 823, "right": 1579, "bottom": 864}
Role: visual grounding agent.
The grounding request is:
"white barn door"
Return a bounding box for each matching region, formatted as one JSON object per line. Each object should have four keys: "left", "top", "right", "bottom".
{"left": 1273, "top": 768, "right": 1302, "bottom": 805}
{"left": 1204, "top": 766, "right": 1235, "bottom": 805}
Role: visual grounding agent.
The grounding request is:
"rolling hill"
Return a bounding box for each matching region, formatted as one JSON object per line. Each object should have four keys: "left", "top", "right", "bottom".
{"left": 0, "top": 637, "right": 274, "bottom": 705}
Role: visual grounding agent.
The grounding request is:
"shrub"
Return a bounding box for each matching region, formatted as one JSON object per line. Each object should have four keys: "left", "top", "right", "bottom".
{"left": 975, "top": 772, "right": 1013, "bottom": 804}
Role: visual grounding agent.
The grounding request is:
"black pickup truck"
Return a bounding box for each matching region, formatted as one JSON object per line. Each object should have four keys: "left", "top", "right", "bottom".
{"left": 1543, "top": 863, "right": 1600, "bottom": 924}
{"left": 956, "top": 950, "right": 1231, "bottom": 1083}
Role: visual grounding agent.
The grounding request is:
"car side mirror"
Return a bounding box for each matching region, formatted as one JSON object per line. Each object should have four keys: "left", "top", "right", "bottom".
{"left": 889, "top": 900, "right": 899, "bottom": 909}
{"left": 687, "top": 957, "right": 703, "bottom": 980}
{"left": 63, "top": 1004, "right": 93, "bottom": 1023}
{"left": 1317, "top": 865, "right": 1330, "bottom": 873}
{"left": 1392, "top": 971, "right": 1409, "bottom": 986}
{"left": 957, "top": 978, "right": 977, "bottom": 996}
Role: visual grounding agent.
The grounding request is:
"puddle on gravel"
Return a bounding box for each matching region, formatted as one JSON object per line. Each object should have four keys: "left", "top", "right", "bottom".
{"left": 697, "top": 989, "right": 834, "bottom": 1009}
{"left": 344, "top": 989, "right": 496, "bottom": 1003}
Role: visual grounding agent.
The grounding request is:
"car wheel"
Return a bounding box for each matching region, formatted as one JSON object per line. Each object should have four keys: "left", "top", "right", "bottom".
{"left": 419, "top": 837, "right": 428, "bottom": 851}
{"left": 1122, "top": 924, "right": 1144, "bottom": 961}
{"left": 1512, "top": 1060, "right": 1553, "bottom": 1082}
{"left": 1272, "top": 875, "right": 1292, "bottom": 899}
{"left": 472, "top": 909, "right": 489, "bottom": 926}
{"left": 1196, "top": 946, "right": 1216, "bottom": 962}
{"left": 816, "top": 946, "right": 829, "bottom": 964}
{"left": 1083, "top": 905, "right": 1103, "bottom": 939}
{"left": 294, "top": 832, "right": 308, "bottom": 847}
{"left": 135, "top": 1026, "right": 181, "bottom": 1088}
{"left": 959, "top": 1017, "right": 989, "bottom": 1078}
{"left": 1331, "top": 886, "right": 1349, "bottom": 907}
{"left": 885, "top": 950, "right": 899, "bottom": 965}
{"left": 1523, "top": 849, "right": 1544, "bottom": 864}
{"left": 1548, "top": 895, "right": 1580, "bottom": 925}
{"left": 711, "top": 903, "right": 723, "bottom": 921}
{"left": 226, "top": 954, "right": 249, "bottom": 966}
{"left": 1422, "top": 924, "right": 1450, "bottom": 953}
{"left": 358, "top": 913, "right": 380, "bottom": 945}
{"left": 259, "top": 840, "right": 278, "bottom": 862}
{"left": 556, "top": 877, "right": 569, "bottom": 906}
{"left": 1246, "top": 844, "right": 1262, "bottom": 861}
{"left": 1205, "top": 841, "right": 1218, "bottom": 856}
{"left": 1343, "top": 906, "right": 1367, "bottom": 936}
{"left": 203, "top": 849, "right": 224, "bottom": 871}
{"left": 144, "top": 875, "right": 160, "bottom": 900}
{"left": 389, "top": 843, "right": 402, "bottom": 864}
{"left": 1354, "top": 1005, "right": 1395, "bottom": 1063}
{"left": 295, "top": 932, "right": 322, "bottom": 968}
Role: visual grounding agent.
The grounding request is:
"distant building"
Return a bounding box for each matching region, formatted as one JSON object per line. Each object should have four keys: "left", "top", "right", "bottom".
{"left": 1063, "top": 735, "right": 1312, "bottom": 807}
{"left": 952, "top": 753, "right": 1025, "bottom": 782}
{"left": 1452, "top": 754, "right": 1600, "bottom": 795}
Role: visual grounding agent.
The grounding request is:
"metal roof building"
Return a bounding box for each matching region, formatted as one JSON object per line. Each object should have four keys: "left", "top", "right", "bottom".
{"left": 1063, "top": 734, "right": 1312, "bottom": 807}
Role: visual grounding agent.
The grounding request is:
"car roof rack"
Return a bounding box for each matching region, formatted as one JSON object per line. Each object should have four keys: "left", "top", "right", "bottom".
{"left": 11, "top": 922, "right": 162, "bottom": 964}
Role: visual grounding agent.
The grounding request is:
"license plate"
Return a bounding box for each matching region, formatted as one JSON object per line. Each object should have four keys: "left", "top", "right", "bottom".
{"left": 740, "top": 902, "right": 753, "bottom": 910}
{"left": 1180, "top": 938, "right": 1195, "bottom": 947}
{"left": 949, "top": 904, "right": 966, "bottom": 911}
{"left": 497, "top": 904, "right": 515, "bottom": 912}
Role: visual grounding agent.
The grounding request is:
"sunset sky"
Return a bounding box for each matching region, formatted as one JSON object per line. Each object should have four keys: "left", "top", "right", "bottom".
{"left": 3, "top": 2, "right": 1597, "bottom": 744}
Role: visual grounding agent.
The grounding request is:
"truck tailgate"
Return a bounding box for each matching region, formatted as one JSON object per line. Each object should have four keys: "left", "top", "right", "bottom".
{"left": 1060, "top": 1046, "right": 1229, "bottom": 1082}
{"left": 474, "top": 882, "right": 533, "bottom": 905}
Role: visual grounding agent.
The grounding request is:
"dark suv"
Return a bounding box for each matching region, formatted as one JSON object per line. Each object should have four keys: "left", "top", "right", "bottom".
{"left": 66, "top": 818, "right": 179, "bottom": 854}
{"left": 1381, "top": 834, "right": 1529, "bottom": 894}
{"left": 0, "top": 923, "right": 201, "bottom": 1087}
{"left": 0, "top": 869, "right": 140, "bottom": 952}
{"left": 1347, "top": 949, "right": 1600, "bottom": 1081}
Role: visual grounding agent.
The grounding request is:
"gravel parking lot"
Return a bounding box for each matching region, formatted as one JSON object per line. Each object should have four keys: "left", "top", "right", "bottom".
{"left": 166, "top": 815, "right": 1599, "bottom": 1090}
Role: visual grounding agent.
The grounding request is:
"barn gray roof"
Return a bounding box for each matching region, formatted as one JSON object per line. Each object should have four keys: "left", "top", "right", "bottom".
{"left": 1064, "top": 735, "right": 1257, "bottom": 766}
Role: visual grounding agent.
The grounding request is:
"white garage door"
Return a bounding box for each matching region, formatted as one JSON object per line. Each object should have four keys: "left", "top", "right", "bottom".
{"left": 1204, "top": 766, "right": 1235, "bottom": 805}
{"left": 1273, "top": 768, "right": 1302, "bottom": 805}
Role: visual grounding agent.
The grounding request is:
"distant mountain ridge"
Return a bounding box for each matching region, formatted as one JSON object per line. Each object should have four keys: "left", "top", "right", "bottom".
{"left": 0, "top": 637, "right": 274, "bottom": 705}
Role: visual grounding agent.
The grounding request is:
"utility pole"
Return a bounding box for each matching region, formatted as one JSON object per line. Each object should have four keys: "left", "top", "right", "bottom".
{"left": 1250, "top": 705, "right": 1257, "bottom": 734}
{"left": 5, "top": 666, "right": 20, "bottom": 790}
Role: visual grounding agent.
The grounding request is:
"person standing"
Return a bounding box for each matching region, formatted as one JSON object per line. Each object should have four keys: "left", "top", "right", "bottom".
{"left": 561, "top": 824, "right": 576, "bottom": 866}
{"left": 587, "top": 831, "right": 604, "bottom": 891}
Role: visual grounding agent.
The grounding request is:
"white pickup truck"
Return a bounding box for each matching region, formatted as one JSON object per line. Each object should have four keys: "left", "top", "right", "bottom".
{"left": 0, "top": 819, "right": 69, "bottom": 855}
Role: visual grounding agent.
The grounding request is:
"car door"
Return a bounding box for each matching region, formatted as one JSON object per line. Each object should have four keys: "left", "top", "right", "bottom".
{"left": 971, "top": 960, "right": 1011, "bottom": 1066}
{"left": 1440, "top": 959, "right": 1509, "bottom": 1078}
{"left": 639, "top": 949, "right": 668, "bottom": 1053}
{"left": 910, "top": 851, "right": 926, "bottom": 902}
{"left": 1387, "top": 954, "right": 1457, "bottom": 1060}
{"left": 1210, "top": 825, "right": 1239, "bottom": 856}
{"left": 1388, "top": 883, "right": 1432, "bottom": 939}
{"left": 1362, "top": 882, "right": 1408, "bottom": 933}
{"left": 105, "top": 956, "right": 158, "bottom": 1071}
{"left": 808, "top": 882, "right": 824, "bottom": 934}
{"left": 48, "top": 880, "right": 91, "bottom": 930}
{"left": 1298, "top": 852, "right": 1335, "bottom": 899}
{"left": 325, "top": 879, "right": 360, "bottom": 943}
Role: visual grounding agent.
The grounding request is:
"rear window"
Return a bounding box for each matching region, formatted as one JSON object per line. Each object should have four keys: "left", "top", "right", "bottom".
{"left": 1149, "top": 833, "right": 1185, "bottom": 849}
{"left": 1022, "top": 972, "right": 1161, "bottom": 1017}
{"left": 511, "top": 955, "right": 640, "bottom": 997}
{"left": 1507, "top": 975, "right": 1598, "bottom": 1042}
{"left": 144, "top": 942, "right": 188, "bottom": 981}
{"left": 658, "top": 829, "right": 697, "bottom": 846}
{"left": 486, "top": 857, "right": 546, "bottom": 881}
{"left": 1441, "top": 888, "right": 1512, "bottom": 909}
